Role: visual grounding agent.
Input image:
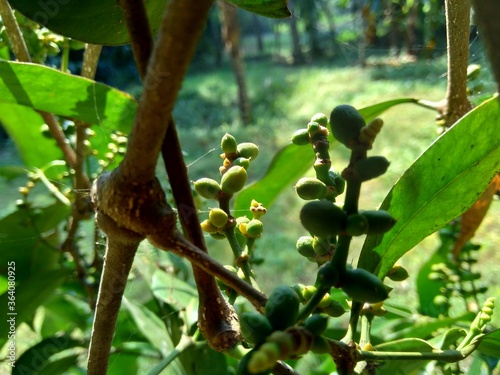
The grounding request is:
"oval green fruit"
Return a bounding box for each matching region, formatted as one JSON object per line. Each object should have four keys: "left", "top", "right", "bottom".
{"left": 239, "top": 311, "right": 273, "bottom": 345}
{"left": 265, "top": 285, "right": 300, "bottom": 331}
{"left": 329, "top": 104, "right": 365, "bottom": 146}
{"left": 345, "top": 214, "right": 369, "bottom": 236}
{"left": 300, "top": 200, "right": 347, "bottom": 237}
{"left": 361, "top": 210, "right": 396, "bottom": 234}
{"left": 291, "top": 128, "right": 310, "bottom": 146}
{"left": 209, "top": 208, "right": 229, "bottom": 228}
{"left": 295, "top": 177, "right": 327, "bottom": 200}
{"left": 304, "top": 314, "right": 329, "bottom": 336}
{"left": 386, "top": 265, "right": 409, "bottom": 281}
{"left": 323, "top": 300, "right": 346, "bottom": 317}
{"left": 353, "top": 156, "right": 390, "bottom": 181}
{"left": 310, "top": 113, "right": 328, "bottom": 127}
{"left": 221, "top": 133, "right": 238, "bottom": 154}
{"left": 296, "top": 236, "right": 315, "bottom": 258}
{"left": 194, "top": 178, "right": 221, "bottom": 200}
{"left": 341, "top": 269, "right": 388, "bottom": 303}
{"left": 237, "top": 349, "right": 270, "bottom": 375}
{"left": 233, "top": 157, "right": 251, "bottom": 169}
{"left": 237, "top": 142, "right": 259, "bottom": 160}
{"left": 246, "top": 219, "right": 264, "bottom": 238}
{"left": 221, "top": 166, "right": 248, "bottom": 194}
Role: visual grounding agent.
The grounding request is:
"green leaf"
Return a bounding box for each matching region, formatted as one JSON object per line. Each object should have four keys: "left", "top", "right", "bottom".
{"left": 0, "top": 61, "right": 137, "bottom": 132}
{"left": 150, "top": 269, "right": 197, "bottom": 311}
{"left": 13, "top": 334, "right": 84, "bottom": 375}
{"left": 0, "top": 269, "right": 71, "bottom": 348}
{"left": 357, "top": 98, "right": 420, "bottom": 123}
{"left": 0, "top": 165, "right": 29, "bottom": 180}
{"left": 234, "top": 143, "right": 313, "bottom": 213}
{"left": 225, "top": 0, "right": 291, "bottom": 18}
{"left": 40, "top": 294, "right": 89, "bottom": 338}
{"left": 8, "top": 0, "right": 168, "bottom": 45}
{"left": 359, "top": 96, "right": 500, "bottom": 277}
{"left": 477, "top": 329, "right": 500, "bottom": 358}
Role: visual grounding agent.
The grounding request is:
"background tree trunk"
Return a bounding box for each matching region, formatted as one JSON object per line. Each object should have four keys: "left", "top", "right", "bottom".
{"left": 288, "top": 0, "right": 305, "bottom": 65}
{"left": 218, "top": 1, "right": 252, "bottom": 125}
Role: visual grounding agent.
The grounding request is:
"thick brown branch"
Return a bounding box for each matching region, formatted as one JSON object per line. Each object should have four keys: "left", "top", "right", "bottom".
{"left": 120, "top": 0, "right": 214, "bottom": 182}
{"left": 470, "top": 0, "right": 500, "bottom": 96}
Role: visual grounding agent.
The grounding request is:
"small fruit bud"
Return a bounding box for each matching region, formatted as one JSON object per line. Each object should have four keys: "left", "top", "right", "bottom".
{"left": 246, "top": 219, "right": 264, "bottom": 238}
{"left": 265, "top": 285, "right": 300, "bottom": 331}
{"left": 209, "top": 208, "right": 229, "bottom": 228}
{"left": 304, "top": 314, "right": 329, "bottom": 336}
{"left": 200, "top": 219, "right": 219, "bottom": 234}
{"left": 361, "top": 210, "right": 397, "bottom": 234}
{"left": 240, "top": 311, "right": 273, "bottom": 345}
{"left": 318, "top": 293, "right": 332, "bottom": 308}
{"left": 346, "top": 214, "right": 369, "bottom": 236}
{"left": 295, "top": 177, "right": 327, "bottom": 200}
{"left": 194, "top": 178, "right": 221, "bottom": 200}
{"left": 221, "top": 166, "right": 247, "bottom": 194}
{"left": 312, "top": 236, "right": 330, "bottom": 256}
{"left": 296, "top": 236, "right": 315, "bottom": 258}
{"left": 386, "top": 265, "right": 409, "bottom": 281}
{"left": 359, "top": 118, "right": 384, "bottom": 148}
{"left": 237, "top": 142, "right": 259, "bottom": 160}
{"left": 353, "top": 156, "right": 390, "bottom": 181}
{"left": 291, "top": 128, "right": 310, "bottom": 146}
{"left": 467, "top": 64, "right": 481, "bottom": 81}
{"left": 233, "top": 157, "right": 251, "bottom": 169}
{"left": 307, "top": 121, "right": 320, "bottom": 133}
{"left": 311, "top": 113, "right": 328, "bottom": 127}
{"left": 221, "top": 133, "right": 237, "bottom": 154}
{"left": 330, "top": 104, "right": 365, "bottom": 147}
{"left": 300, "top": 200, "right": 347, "bottom": 237}
{"left": 341, "top": 269, "right": 389, "bottom": 303}
{"left": 329, "top": 170, "right": 345, "bottom": 194}
{"left": 322, "top": 300, "right": 346, "bottom": 317}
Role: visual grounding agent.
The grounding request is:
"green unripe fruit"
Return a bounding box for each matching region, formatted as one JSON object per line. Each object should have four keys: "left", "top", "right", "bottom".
{"left": 246, "top": 219, "right": 264, "bottom": 238}
{"left": 312, "top": 236, "right": 330, "bottom": 256}
{"left": 311, "top": 113, "right": 328, "bottom": 127}
{"left": 386, "top": 265, "right": 409, "bottom": 281}
{"left": 221, "top": 133, "right": 238, "bottom": 154}
{"left": 40, "top": 124, "right": 53, "bottom": 138}
{"left": 194, "top": 178, "right": 221, "bottom": 199}
{"left": 237, "top": 142, "right": 259, "bottom": 160}
{"left": 221, "top": 166, "right": 248, "bottom": 194}
{"left": 292, "top": 284, "right": 307, "bottom": 303}
{"left": 330, "top": 104, "right": 365, "bottom": 146}
{"left": 210, "top": 232, "right": 226, "bottom": 240}
{"left": 240, "top": 311, "right": 273, "bottom": 345}
{"left": 296, "top": 236, "right": 315, "bottom": 258}
{"left": 329, "top": 170, "right": 345, "bottom": 194}
{"left": 233, "top": 157, "right": 251, "bottom": 169}
{"left": 353, "top": 156, "right": 390, "bottom": 181}
{"left": 341, "top": 269, "right": 389, "bottom": 303}
{"left": 323, "top": 300, "right": 346, "bottom": 317}
{"left": 302, "top": 285, "right": 317, "bottom": 302}
{"left": 467, "top": 64, "right": 481, "bottom": 81}
{"left": 295, "top": 177, "right": 327, "bottom": 200}
{"left": 361, "top": 210, "right": 397, "bottom": 235}
{"left": 237, "top": 350, "right": 270, "bottom": 375}
{"left": 318, "top": 293, "right": 332, "bottom": 308}
{"left": 346, "top": 214, "right": 369, "bottom": 236}
{"left": 209, "top": 208, "right": 229, "bottom": 228}
{"left": 200, "top": 219, "right": 220, "bottom": 234}
{"left": 291, "top": 128, "right": 310, "bottom": 146}
{"left": 300, "top": 200, "right": 347, "bottom": 237}
{"left": 265, "top": 285, "right": 300, "bottom": 331}
{"left": 307, "top": 121, "right": 320, "bottom": 133}
{"left": 304, "top": 314, "right": 329, "bottom": 336}
{"left": 311, "top": 336, "right": 330, "bottom": 354}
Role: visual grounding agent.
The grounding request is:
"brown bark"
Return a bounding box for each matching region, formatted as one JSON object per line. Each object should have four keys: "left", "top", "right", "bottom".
{"left": 218, "top": 1, "right": 252, "bottom": 124}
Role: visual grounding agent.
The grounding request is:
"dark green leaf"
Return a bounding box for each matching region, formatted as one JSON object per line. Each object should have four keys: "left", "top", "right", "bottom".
{"left": 0, "top": 165, "right": 29, "bottom": 180}
{"left": 359, "top": 97, "right": 500, "bottom": 277}
{"left": 477, "top": 329, "right": 500, "bottom": 358}
{"left": 358, "top": 98, "right": 420, "bottom": 123}
{"left": 180, "top": 344, "right": 229, "bottom": 375}
{"left": 234, "top": 143, "right": 313, "bottom": 213}
{"left": 13, "top": 334, "right": 84, "bottom": 375}
{"left": 8, "top": 0, "right": 168, "bottom": 45}
{"left": 150, "top": 269, "right": 197, "bottom": 311}
{"left": 225, "top": 0, "right": 291, "bottom": 18}
{"left": 0, "top": 61, "right": 137, "bottom": 132}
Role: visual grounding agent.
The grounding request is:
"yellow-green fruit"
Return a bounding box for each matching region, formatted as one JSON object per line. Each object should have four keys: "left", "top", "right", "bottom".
{"left": 341, "top": 269, "right": 388, "bottom": 303}
{"left": 233, "top": 157, "right": 251, "bottom": 169}
{"left": 361, "top": 210, "right": 396, "bottom": 234}
{"left": 291, "top": 128, "right": 310, "bottom": 146}
{"left": 353, "top": 156, "right": 390, "bottom": 181}
{"left": 246, "top": 219, "right": 264, "bottom": 238}
{"left": 311, "top": 113, "right": 328, "bottom": 127}
{"left": 221, "top": 133, "right": 237, "bottom": 154}
{"left": 330, "top": 104, "right": 365, "bottom": 146}
{"left": 265, "top": 285, "right": 300, "bottom": 331}
{"left": 300, "top": 200, "right": 347, "bottom": 237}
{"left": 467, "top": 64, "right": 481, "bottom": 80}
{"left": 318, "top": 293, "right": 332, "bottom": 308}
{"left": 302, "top": 285, "right": 317, "bottom": 302}
{"left": 322, "top": 300, "right": 346, "bottom": 317}
{"left": 200, "top": 219, "right": 219, "bottom": 234}
{"left": 194, "top": 178, "right": 221, "bottom": 199}
{"left": 312, "top": 236, "right": 330, "bottom": 256}
{"left": 296, "top": 236, "right": 315, "bottom": 258}
{"left": 295, "top": 177, "right": 327, "bottom": 200}
{"left": 221, "top": 166, "right": 247, "bottom": 194}
{"left": 304, "top": 314, "right": 329, "bottom": 336}
{"left": 237, "top": 142, "right": 259, "bottom": 160}
{"left": 386, "top": 265, "right": 409, "bottom": 281}
{"left": 346, "top": 214, "right": 369, "bottom": 236}
{"left": 240, "top": 311, "right": 273, "bottom": 345}
{"left": 209, "top": 208, "right": 229, "bottom": 228}
{"left": 292, "top": 284, "right": 306, "bottom": 303}
{"left": 237, "top": 350, "right": 270, "bottom": 375}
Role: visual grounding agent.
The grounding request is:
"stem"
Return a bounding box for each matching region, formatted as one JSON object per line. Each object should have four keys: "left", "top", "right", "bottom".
{"left": 471, "top": 0, "right": 500, "bottom": 96}
{"left": 357, "top": 349, "right": 465, "bottom": 362}
{"left": 225, "top": 226, "right": 253, "bottom": 282}
{"left": 0, "top": 0, "right": 31, "bottom": 62}
{"left": 147, "top": 335, "right": 199, "bottom": 375}
{"left": 61, "top": 39, "right": 70, "bottom": 72}
{"left": 297, "top": 284, "right": 330, "bottom": 322}
{"left": 442, "top": 0, "right": 472, "bottom": 126}
{"left": 344, "top": 301, "right": 363, "bottom": 343}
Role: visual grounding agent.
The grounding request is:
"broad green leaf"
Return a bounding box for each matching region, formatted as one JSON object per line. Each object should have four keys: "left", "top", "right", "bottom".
{"left": 40, "top": 294, "right": 89, "bottom": 338}
{"left": 13, "top": 334, "right": 84, "bottom": 375}
{"left": 0, "top": 269, "right": 71, "bottom": 348}
{"left": 234, "top": 144, "right": 313, "bottom": 213}
{"left": 358, "top": 98, "right": 420, "bottom": 123}
{"left": 180, "top": 345, "right": 229, "bottom": 375}
{"left": 121, "top": 297, "right": 187, "bottom": 375}
{"left": 0, "top": 104, "right": 61, "bottom": 167}
{"left": 359, "top": 97, "right": 500, "bottom": 277}
{"left": 151, "top": 269, "right": 197, "bottom": 311}
{"left": 0, "top": 202, "right": 70, "bottom": 281}
{"left": 477, "top": 329, "right": 500, "bottom": 358}
{"left": 0, "top": 165, "right": 29, "bottom": 180}
{"left": 226, "top": 0, "right": 291, "bottom": 18}
{"left": 8, "top": 0, "right": 168, "bottom": 45}
{"left": 0, "top": 61, "right": 137, "bottom": 132}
